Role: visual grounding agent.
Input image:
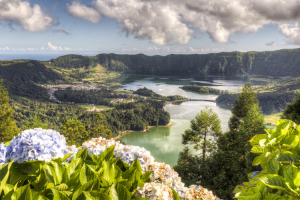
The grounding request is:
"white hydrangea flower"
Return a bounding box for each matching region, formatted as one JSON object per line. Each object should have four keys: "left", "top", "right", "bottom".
{"left": 136, "top": 182, "right": 174, "bottom": 200}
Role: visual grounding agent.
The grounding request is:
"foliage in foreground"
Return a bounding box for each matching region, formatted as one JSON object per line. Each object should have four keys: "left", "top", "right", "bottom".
{"left": 234, "top": 119, "right": 300, "bottom": 200}
{"left": 0, "top": 146, "right": 153, "bottom": 200}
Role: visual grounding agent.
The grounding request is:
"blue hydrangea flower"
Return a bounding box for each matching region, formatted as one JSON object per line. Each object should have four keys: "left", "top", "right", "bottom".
{"left": 0, "top": 143, "right": 8, "bottom": 166}
{"left": 251, "top": 171, "right": 262, "bottom": 178}
{"left": 6, "top": 128, "right": 67, "bottom": 163}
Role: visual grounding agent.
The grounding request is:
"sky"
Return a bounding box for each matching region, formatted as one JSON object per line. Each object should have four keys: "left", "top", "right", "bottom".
{"left": 1, "top": 0, "right": 300, "bottom": 57}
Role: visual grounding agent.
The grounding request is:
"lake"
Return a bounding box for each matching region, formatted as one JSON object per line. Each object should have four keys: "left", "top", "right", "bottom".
{"left": 119, "top": 74, "right": 247, "bottom": 167}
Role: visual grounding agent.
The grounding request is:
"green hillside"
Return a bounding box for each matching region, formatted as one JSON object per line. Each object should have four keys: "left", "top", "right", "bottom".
{"left": 47, "top": 48, "right": 300, "bottom": 77}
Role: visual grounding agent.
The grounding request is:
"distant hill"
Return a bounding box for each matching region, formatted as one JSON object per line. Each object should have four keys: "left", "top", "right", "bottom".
{"left": 0, "top": 60, "right": 64, "bottom": 84}
{"left": 48, "top": 48, "right": 300, "bottom": 77}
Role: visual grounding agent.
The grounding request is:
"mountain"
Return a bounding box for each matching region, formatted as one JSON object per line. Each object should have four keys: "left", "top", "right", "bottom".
{"left": 48, "top": 48, "right": 300, "bottom": 77}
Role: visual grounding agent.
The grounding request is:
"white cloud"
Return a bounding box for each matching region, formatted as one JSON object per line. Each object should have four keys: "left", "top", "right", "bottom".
{"left": 64, "top": 47, "right": 73, "bottom": 51}
{"left": 265, "top": 41, "right": 277, "bottom": 46}
{"left": 67, "top": 0, "right": 300, "bottom": 45}
{"left": 121, "top": 46, "right": 224, "bottom": 54}
{"left": 66, "top": 2, "right": 101, "bottom": 23}
{"left": 48, "top": 42, "right": 62, "bottom": 51}
{"left": 0, "top": 47, "right": 10, "bottom": 51}
{"left": 0, "top": 0, "right": 53, "bottom": 32}
{"left": 279, "top": 23, "right": 300, "bottom": 45}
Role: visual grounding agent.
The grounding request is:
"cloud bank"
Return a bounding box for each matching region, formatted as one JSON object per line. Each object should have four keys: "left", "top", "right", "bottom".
{"left": 0, "top": 0, "right": 53, "bottom": 32}
{"left": 66, "top": 0, "right": 300, "bottom": 45}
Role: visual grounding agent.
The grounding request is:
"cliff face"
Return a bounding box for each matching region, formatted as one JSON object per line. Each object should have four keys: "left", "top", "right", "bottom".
{"left": 51, "top": 48, "right": 300, "bottom": 77}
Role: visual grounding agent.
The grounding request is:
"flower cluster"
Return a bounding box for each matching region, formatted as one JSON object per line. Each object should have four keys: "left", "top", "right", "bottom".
{"left": 135, "top": 182, "right": 174, "bottom": 199}
{"left": 82, "top": 137, "right": 219, "bottom": 200}
{"left": 0, "top": 143, "right": 8, "bottom": 166}
{"left": 64, "top": 145, "right": 79, "bottom": 162}
{"left": 0, "top": 128, "right": 78, "bottom": 164}
{"left": 82, "top": 137, "right": 154, "bottom": 171}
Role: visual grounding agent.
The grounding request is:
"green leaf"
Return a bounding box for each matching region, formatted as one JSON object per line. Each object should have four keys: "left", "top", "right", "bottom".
{"left": 171, "top": 188, "right": 180, "bottom": 200}
{"left": 267, "top": 158, "right": 280, "bottom": 174}
{"left": 0, "top": 161, "right": 13, "bottom": 196}
{"left": 116, "top": 184, "right": 130, "bottom": 200}
{"left": 80, "top": 164, "right": 97, "bottom": 185}
{"left": 53, "top": 154, "right": 73, "bottom": 165}
{"left": 251, "top": 146, "right": 264, "bottom": 154}
{"left": 102, "top": 161, "right": 123, "bottom": 185}
{"left": 283, "top": 164, "right": 300, "bottom": 190}
{"left": 31, "top": 171, "right": 47, "bottom": 192}
{"left": 83, "top": 191, "right": 111, "bottom": 200}
{"left": 67, "top": 157, "right": 82, "bottom": 178}
{"left": 49, "top": 161, "right": 65, "bottom": 184}
{"left": 11, "top": 185, "right": 31, "bottom": 200}
{"left": 43, "top": 164, "right": 56, "bottom": 184}
{"left": 72, "top": 180, "right": 96, "bottom": 200}
{"left": 3, "top": 184, "right": 14, "bottom": 195}
{"left": 263, "top": 194, "right": 285, "bottom": 200}
{"left": 249, "top": 134, "right": 268, "bottom": 146}
{"left": 74, "top": 148, "right": 88, "bottom": 161}
{"left": 11, "top": 161, "right": 42, "bottom": 176}
{"left": 235, "top": 192, "right": 261, "bottom": 199}
{"left": 277, "top": 151, "right": 298, "bottom": 163}
{"left": 283, "top": 135, "right": 299, "bottom": 146}
{"left": 259, "top": 175, "right": 288, "bottom": 191}
{"left": 140, "top": 171, "right": 153, "bottom": 182}
{"left": 54, "top": 184, "right": 69, "bottom": 191}
{"left": 99, "top": 146, "right": 115, "bottom": 163}
{"left": 50, "top": 188, "right": 70, "bottom": 200}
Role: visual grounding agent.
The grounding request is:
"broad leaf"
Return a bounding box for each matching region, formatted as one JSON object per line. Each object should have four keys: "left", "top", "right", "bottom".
{"left": 83, "top": 191, "right": 110, "bottom": 200}
{"left": 259, "top": 175, "right": 288, "bottom": 191}
{"left": 267, "top": 158, "right": 280, "bottom": 174}
{"left": 283, "top": 164, "right": 300, "bottom": 190}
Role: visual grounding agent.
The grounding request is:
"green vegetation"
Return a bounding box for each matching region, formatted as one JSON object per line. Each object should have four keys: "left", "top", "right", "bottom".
{"left": 55, "top": 88, "right": 127, "bottom": 106}
{"left": 174, "top": 83, "right": 265, "bottom": 200}
{"left": 174, "top": 107, "right": 221, "bottom": 185}
{"left": 0, "top": 147, "right": 154, "bottom": 200}
{"left": 0, "top": 80, "right": 19, "bottom": 142}
{"left": 216, "top": 77, "right": 300, "bottom": 115}
{"left": 234, "top": 119, "right": 300, "bottom": 200}
{"left": 133, "top": 87, "right": 186, "bottom": 101}
{"left": 281, "top": 93, "right": 300, "bottom": 124}
{"left": 182, "top": 106, "right": 221, "bottom": 163}
{"left": 180, "top": 85, "right": 222, "bottom": 94}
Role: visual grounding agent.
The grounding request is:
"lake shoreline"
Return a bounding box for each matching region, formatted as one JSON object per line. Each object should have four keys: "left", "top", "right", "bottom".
{"left": 114, "top": 121, "right": 174, "bottom": 140}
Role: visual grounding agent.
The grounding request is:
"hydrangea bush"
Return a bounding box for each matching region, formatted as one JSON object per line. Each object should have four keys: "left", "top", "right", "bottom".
{"left": 0, "top": 128, "right": 218, "bottom": 200}
{"left": 234, "top": 119, "right": 300, "bottom": 200}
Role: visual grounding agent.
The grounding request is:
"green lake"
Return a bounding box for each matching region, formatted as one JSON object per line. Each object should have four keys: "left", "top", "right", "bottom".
{"left": 119, "top": 74, "right": 247, "bottom": 167}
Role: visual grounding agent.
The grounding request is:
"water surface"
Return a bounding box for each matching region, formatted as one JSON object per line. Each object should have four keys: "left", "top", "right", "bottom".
{"left": 119, "top": 74, "right": 247, "bottom": 167}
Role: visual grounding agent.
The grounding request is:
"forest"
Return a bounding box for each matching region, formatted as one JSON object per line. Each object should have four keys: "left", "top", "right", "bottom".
{"left": 180, "top": 85, "right": 222, "bottom": 94}
{"left": 55, "top": 88, "right": 128, "bottom": 105}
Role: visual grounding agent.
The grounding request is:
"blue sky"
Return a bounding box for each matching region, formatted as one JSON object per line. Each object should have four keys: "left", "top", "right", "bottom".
{"left": 1, "top": 0, "right": 300, "bottom": 56}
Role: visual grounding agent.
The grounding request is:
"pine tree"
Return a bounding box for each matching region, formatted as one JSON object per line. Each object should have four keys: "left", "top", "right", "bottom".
{"left": 0, "top": 80, "right": 19, "bottom": 142}
{"left": 182, "top": 106, "right": 221, "bottom": 163}
{"left": 201, "top": 82, "right": 265, "bottom": 200}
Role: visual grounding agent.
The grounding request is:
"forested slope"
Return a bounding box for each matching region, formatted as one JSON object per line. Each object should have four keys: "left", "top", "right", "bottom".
{"left": 49, "top": 48, "right": 300, "bottom": 77}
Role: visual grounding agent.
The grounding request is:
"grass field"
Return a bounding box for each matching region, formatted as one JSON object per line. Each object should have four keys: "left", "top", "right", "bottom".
{"left": 264, "top": 112, "right": 282, "bottom": 125}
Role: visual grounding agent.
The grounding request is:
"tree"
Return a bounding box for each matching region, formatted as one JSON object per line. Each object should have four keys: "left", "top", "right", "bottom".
{"left": 23, "top": 114, "right": 48, "bottom": 130}
{"left": 60, "top": 119, "right": 88, "bottom": 146}
{"left": 201, "top": 82, "right": 265, "bottom": 200}
{"left": 182, "top": 106, "right": 221, "bottom": 163}
{"left": 281, "top": 92, "right": 300, "bottom": 124}
{"left": 174, "top": 106, "right": 221, "bottom": 188}
{"left": 0, "top": 80, "right": 19, "bottom": 142}
{"left": 88, "top": 113, "right": 112, "bottom": 139}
